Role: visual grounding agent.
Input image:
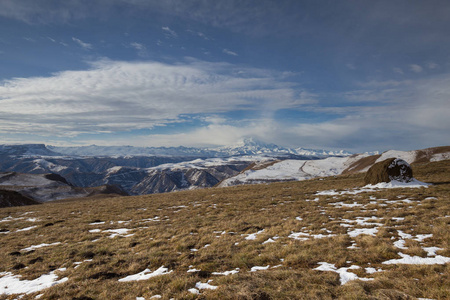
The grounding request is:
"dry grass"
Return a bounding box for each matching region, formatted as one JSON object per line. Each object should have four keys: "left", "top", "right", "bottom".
{"left": 0, "top": 160, "right": 449, "bottom": 299}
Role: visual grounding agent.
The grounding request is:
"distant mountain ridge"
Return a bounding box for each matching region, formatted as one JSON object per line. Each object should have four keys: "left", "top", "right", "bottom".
{"left": 0, "top": 144, "right": 60, "bottom": 157}
{"left": 1, "top": 138, "right": 352, "bottom": 158}
{"left": 0, "top": 139, "right": 352, "bottom": 202}
{"left": 0, "top": 143, "right": 448, "bottom": 205}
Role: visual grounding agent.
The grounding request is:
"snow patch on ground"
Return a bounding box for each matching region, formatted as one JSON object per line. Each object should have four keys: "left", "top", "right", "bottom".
{"left": 365, "top": 267, "right": 383, "bottom": 274}
{"left": 118, "top": 266, "right": 172, "bottom": 282}
{"left": 347, "top": 227, "right": 378, "bottom": 238}
{"left": 212, "top": 268, "right": 240, "bottom": 276}
{"left": 314, "top": 262, "right": 373, "bottom": 285}
{"left": 317, "top": 179, "right": 429, "bottom": 196}
{"left": 382, "top": 253, "right": 450, "bottom": 265}
{"left": 195, "top": 280, "right": 218, "bottom": 290}
{"left": 330, "top": 202, "right": 363, "bottom": 208}
{"left": 21, "top": 242, "right": 61, "bottom": 252}
{"left": 244, "top": 229, "right": 265, "bottom": 240}
{"left": 89, "top": 228, "right": 134, "bottom": 238}
{"left": 288, "top": 232, "right": 336, "bottom": 241}
{"left": 16, "top": 225, "right": 38, "bottom": 232}
{"left": 188, "top": 288, "right": 200, "bottom": 294}
{"left": 249, "top": 265, "right": 270, "bottom": 272}
{"left": 0, "top": 268, "right": 68, "bottom": 295}
{"left": 423, "top": 247, "right": 442, "bottom": 257}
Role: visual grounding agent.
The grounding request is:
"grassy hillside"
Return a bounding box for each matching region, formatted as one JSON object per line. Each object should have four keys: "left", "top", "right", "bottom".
{"left": 0, "top": 160, "right": 449, "bottom": 299}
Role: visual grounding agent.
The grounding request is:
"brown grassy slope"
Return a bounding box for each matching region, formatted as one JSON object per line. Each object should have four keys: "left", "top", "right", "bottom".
{"left": 414, "top": 146, "right": 450, "bottom": 164}
{"left": 342, "top": 145, "right": 450, "bottom": 175}
{"left": 342, "top": 154, "right": 382, "bottom": 175}
{"left": 0, "top": 160, "right": 449, "bottom": 300}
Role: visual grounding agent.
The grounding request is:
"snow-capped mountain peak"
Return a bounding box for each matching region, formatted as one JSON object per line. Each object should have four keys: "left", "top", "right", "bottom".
{"left": 1, "top": 139, "right": 352, "bottom": 159}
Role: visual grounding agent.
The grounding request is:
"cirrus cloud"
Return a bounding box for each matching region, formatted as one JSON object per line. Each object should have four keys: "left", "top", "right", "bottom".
{"left": 0, "top": 59, "right": 309, "bottom": 137}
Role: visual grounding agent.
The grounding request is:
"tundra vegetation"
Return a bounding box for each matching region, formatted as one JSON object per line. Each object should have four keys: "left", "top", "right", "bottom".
{"left": 0, "top": 160, "right": 449, "bottom": 299}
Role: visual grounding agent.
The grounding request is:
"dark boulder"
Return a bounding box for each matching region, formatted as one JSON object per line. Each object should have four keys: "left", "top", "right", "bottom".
{"left": 364, "top": 158, "right": 413, "bottom": 185}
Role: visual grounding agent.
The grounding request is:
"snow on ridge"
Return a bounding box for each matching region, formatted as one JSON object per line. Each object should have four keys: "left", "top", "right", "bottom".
{"left": 32, "top": 159, "right": 67, "bottom": 172}
{"left": 430, "top": 152, "right": 450, "bottom": 161}
{"left": 375, "top": 150, "right": 417, "bottom": 164}
{"left": 148, "top": 155, "right": 273, "bottom": 171}
{"left": 0, "top": 173, "right": 57, "bottom": 187}
{"left": 218, "top": 154, "right": 368, "bottom": 187}
{"left": 106, "top": 166, "right": 123, "bottom": 175}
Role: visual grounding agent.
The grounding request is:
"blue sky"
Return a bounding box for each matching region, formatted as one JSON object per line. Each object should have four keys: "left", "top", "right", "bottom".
{"left": 0, "top": 0, "right": 449, "bottom": 152}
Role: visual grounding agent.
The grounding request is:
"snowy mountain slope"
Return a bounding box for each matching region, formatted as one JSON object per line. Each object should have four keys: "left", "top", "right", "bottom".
{"left": 0, "top": 172, "right": 127, "bottom": 203}
{"left": 0, "top": 141, "right": 346, "bottom": 197}
{"left": 218, "top": 146, "right": 450, "bottom": 187}
{"left": 0, "top": 153, "right": 264, "bottom": 196}
{"left": 375, "top": 150, "right": 418, "bottom": 165}
{"left": 218, "top": 154, "right": 368, "bottom": 187}
{"left": 1, "top": 142, "right": 448, "bottom": 199}
{"left": 101, "top": 157, "right": 254, "bottom": 195}
{"left": 343, "top": 146, "right": 450, "bottom": 174}
{"left": 0, "top": 172, "right": 66, "bottom": 187}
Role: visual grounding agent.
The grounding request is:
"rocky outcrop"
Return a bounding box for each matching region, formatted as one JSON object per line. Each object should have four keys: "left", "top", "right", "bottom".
{"left": 364, "top": 158, "right": 413, "bottom": 185}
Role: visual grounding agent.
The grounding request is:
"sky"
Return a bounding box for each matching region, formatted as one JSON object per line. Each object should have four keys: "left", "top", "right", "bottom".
{"left": 0, "top": 0, "right": 449, "bottom": 152}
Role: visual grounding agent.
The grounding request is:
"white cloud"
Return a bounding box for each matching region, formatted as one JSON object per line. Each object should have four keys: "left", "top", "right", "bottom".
{"left": 187, "top": 29, "right": 209, "bottom": 40}
{"left": 393, "top": 67, "right": 404, "bottom": 74}
{"left": 223, "top": 48, "right": 238, "bottom": 56}
{"left": 409, "top": 64, "right": 423, "bottom": 73}
{"left": 72, "top": 37, "right": 92, "bottom": 50}
{"left": 0, "top": 59, "right": 306, "bottom": 138}
{"left": 427, "top": 62, "right": 438, "bottom": 69}
{"left": 130, "top": 42, "right": 144, "bottom": 50}
{"left": 130, "top": 42, "right": 147, "bottom": 57}
{"left": 69, "top": 119, "right": 281, "bottom": 148}
{"left": 162, "top": 26, "right": 177, "bottom": 38}
{"left": 310, "top": 74, "right": 450, "bottom": 150}
{"left": 1, "top": 58, "right": 448, "bottom": 152}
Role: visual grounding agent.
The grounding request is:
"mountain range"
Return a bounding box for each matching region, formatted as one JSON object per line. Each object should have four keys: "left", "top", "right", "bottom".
{"left": 0, "top": 140, "right": 448, "bottom": 206}
{"left": 44, "top": 138, "right": 352, "bottom": 158}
